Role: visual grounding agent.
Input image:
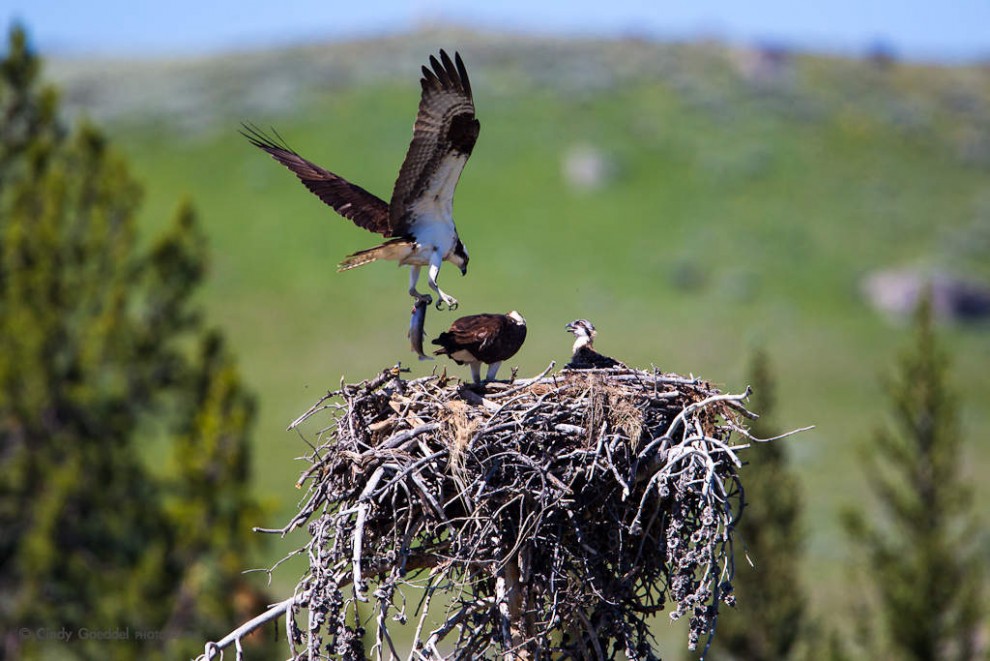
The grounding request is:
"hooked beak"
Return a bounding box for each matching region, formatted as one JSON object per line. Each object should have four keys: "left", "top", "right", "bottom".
{"left": 564, "top": 322, "right": 577, "bottom": 333}
{"left": 460, "top": 264, "right": 468, "bottom": 276}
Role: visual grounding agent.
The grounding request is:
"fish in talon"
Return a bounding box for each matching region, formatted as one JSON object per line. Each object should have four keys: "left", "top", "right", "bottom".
{"left": 409, "top": 298, "right": 432, "bottom": 360}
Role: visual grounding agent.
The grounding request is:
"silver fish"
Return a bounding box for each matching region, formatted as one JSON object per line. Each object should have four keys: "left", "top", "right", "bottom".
{"left": 408, "top": 299, "right": 432, "bottom": 361}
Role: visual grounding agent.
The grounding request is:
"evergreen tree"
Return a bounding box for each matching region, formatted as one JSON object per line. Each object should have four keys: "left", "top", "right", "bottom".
{"left": 0, "top": 24, "right": 272, "bottom": 659}
{"left": 843, "top": 296, "right": 984, "bottom": 661}
{"left": 711, "top": 349, "right": 807, "bottom": 660}
{"left": 0, "top": 23, "right": 61, "bottom": 195}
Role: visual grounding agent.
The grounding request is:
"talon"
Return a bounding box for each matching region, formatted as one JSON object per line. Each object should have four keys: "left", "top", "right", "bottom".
{"left": 435, "top": 294, "right": 458, "bottom": 311}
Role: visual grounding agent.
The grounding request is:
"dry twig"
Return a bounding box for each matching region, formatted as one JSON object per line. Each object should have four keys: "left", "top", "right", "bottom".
{"left": 201, "top": 365, "right": 765, "bottom": 660}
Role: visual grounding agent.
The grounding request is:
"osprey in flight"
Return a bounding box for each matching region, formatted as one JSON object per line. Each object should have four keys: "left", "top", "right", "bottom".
{"left": 433, "top": 311, "right": 527, "bottom": 384}
{"left": 564, "top": 319, "right": 625, "bottom": 369}
{"left": 242, "top": 50, "right": 479, "bottom": 310}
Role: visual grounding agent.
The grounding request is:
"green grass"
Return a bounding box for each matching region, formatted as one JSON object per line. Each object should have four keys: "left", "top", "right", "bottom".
{"left": 69, "top": 34, "right": 990, "bottom": 655}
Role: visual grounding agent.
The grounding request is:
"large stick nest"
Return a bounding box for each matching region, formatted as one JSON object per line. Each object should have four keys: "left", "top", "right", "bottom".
{"left": 273, "top": 365, "right": 753, "bottom": 660}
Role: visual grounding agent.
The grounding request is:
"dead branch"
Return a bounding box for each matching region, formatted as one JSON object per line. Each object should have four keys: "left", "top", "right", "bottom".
{"left": 203, "top": 365, "right": 780, "bottom": 659}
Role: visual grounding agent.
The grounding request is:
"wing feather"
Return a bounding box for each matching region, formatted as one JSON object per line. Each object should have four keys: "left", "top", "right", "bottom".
{"left": 432, "top": 314, "right": 498, "bottom": 354}
{"left": 389, "top": 50, "right": 480, "bottom": 234}
{"left": 450, "top": 314, "right": 497, "bottom": 344}
{"left": 432, "top": 314, "right": 525, "bottom": 364}
{"left": 241, "top": 123, "right": 392, "bottom": 236}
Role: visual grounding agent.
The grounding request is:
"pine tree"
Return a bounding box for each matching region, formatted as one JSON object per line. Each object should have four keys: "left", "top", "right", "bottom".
{"left": 0, "top": 23, "right": 61, "bottom": 195}
{"left": 0, "top": 24, "right": 273, "bottom": 659}
{"left": 843, "top": 296, "right": 984, "bottom": 661}
{"left": 711, "top": 349, "right": 807, "bottom": 660}
{"left": 163, "top": 327, "right": 269, "bottom": 644}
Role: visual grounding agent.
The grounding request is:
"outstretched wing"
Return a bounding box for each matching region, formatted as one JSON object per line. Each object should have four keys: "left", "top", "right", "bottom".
{"left": 389, "top": 50, "right": 480, "bottom": 235}
{"left": 241, "top": 123, "right": 392, "bottom": 236}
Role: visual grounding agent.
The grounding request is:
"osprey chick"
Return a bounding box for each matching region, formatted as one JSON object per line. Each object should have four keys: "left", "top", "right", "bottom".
{"left": 564, "top": 319, "right": 624, "bottom": 369}
{"left": 433, "top": 311, "right": 527, "bottom": 384}
{"left": 242, "top": 50, "right": 479, "bottom": 310}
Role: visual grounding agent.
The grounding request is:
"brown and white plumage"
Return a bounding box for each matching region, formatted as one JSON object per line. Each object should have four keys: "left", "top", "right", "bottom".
{"left": 433, "top": 311, "right": 527, "bottom": 384}
{"left": 242, "top": 50, "right": 479, "bottom": 310}
{"left": 564, "top": 319, "right": 624, "bottom": 370}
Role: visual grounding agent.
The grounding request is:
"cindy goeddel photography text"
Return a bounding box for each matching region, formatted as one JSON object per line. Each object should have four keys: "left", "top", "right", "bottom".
{"left": 16, "top": 626, "right": 172, "bottom": 643}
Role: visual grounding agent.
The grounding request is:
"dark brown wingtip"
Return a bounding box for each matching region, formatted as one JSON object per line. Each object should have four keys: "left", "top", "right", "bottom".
{"left": 435, "top": 49, "right": 471, "bottom": 98}
{"left": 421, "top": 63, "right": 440, "bottom": 91}
{"left": 421, "top": 50, "right": 473, "bottom": 98}
{"left": 439, "top": 49, "right": 456, "bottom": 81}
{"left": 239, "top": 122, "right": 295, "bottom": 155}
{"left": 429, "top": 54, "right": 452, "bottom": 88}
{"left": 239, "top": 121, "right": 269, "bottom": 148}
{"left": 454, "top": 51, "right": 472, "bottom": 99}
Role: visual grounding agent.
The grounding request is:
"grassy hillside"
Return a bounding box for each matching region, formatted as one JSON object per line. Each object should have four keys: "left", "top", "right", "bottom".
{"left": 47, "top": 29, "right": 990, "bottom": 650}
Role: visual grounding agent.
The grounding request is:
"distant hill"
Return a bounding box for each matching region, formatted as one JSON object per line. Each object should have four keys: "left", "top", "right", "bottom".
{"left": 43, "top": 30, "right": 990, "bottom": 650}
{"left": 47, "top": 30, "right": 990, "bottom": 171}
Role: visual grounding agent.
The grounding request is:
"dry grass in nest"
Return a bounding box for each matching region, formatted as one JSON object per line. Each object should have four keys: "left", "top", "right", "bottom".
{"left": 235, "top": 364, "right": 761, "bottom": 660}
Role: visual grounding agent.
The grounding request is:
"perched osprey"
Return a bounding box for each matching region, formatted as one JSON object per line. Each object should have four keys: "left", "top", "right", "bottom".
{"left": 433, "top": 311, "right": 527, "bottom": 384}
{"left": 564, "top": 319, "right": 624, "bottom": 369}
{"left": 242, "top": 50, "right": 479, "bottom": 310}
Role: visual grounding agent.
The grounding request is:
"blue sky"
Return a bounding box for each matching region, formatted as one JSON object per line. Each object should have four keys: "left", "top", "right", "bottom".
{"left": 5, "top": 0, "right": 989, "bottom": 62}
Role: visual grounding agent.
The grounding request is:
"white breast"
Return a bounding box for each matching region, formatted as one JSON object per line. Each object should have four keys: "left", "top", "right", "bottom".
{"left": 406, "top": 154, "right": 467, "bottom": 258}
{"left": 411, "top": 216, "right": 457, "bottom": 255}
{"left": 572, "top": 336, "right": 592, "bottom": 353}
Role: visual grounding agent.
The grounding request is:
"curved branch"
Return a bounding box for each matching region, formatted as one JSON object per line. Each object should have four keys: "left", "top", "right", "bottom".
{"left": 198, "top": 595, "right": 300, "bottom": 661}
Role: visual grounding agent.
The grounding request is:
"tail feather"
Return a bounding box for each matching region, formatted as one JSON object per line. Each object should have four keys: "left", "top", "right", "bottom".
{"left": 337, "top": 239, "right": 415, "bottom": 272}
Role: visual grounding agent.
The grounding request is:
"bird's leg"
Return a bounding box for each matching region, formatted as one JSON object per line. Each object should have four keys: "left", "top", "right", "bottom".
{"left": 428, "top": 254, "right": 458, "bottom": 311}
{"left": 408, "top": 265, "right": 432, "bottom": 306}
{"left": 485, "top": 362, "right": 502, "bottom": 382}
{"left": 469, "top": 362, "right": 482, "bottom": 386}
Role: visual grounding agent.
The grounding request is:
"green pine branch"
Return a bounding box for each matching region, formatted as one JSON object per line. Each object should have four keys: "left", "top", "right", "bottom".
{"left": 842, "top": 296, "right": 985, "bottom": 661}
